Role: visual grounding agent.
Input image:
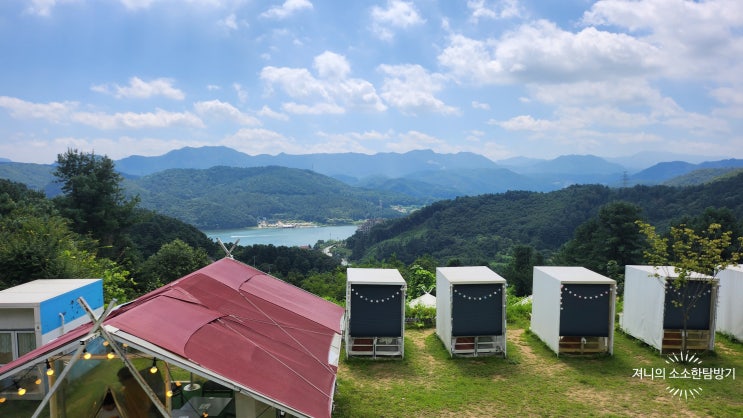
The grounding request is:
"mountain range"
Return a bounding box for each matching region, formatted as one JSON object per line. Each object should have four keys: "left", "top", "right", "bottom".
{"left": 2, "top": 146, "right": 743, "bottom": 228}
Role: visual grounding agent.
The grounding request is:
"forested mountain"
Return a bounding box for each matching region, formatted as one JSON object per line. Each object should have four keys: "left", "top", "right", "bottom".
{"left": 5, "top": 148, "right": 743, "bottom": 230}
{"left": 115, "top": 147, "right": 499, "bottom": 178}
{"left": 631, "top": 159, "right": 743, "bottom": 185}
{"left": 125, "top": 166, "right": 420, "bottom": 229}
{"left": 0, "top": 162, "right": 59, "bottom": 195}
{"left": 346, "top": 172, "right": 743, "bottom": 265}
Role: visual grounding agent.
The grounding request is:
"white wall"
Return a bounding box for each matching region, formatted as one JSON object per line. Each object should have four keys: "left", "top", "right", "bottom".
{"left": 717, "top": 265, "right": 743, "bottom": 340}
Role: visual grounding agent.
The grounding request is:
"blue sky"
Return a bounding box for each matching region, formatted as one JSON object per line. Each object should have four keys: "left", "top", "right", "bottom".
{"left": 1, "top": 0, "right": 741, "bottom": 164}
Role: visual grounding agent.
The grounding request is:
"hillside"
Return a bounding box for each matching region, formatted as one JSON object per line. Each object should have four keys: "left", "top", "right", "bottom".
{"left": 126, "top": 166, "right": 421, "bottom": 229}
{"left": 115, "top": 147, "right": 499, "bottom": 178}
{"left": 347, "top": 172, "right": 743, "bottom": 264}
{"left": 631, "top": 158, "right": 743, "bottom": 185}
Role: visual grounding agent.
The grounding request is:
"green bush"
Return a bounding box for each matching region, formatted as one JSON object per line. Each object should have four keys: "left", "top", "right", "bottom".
{"left": 405, "top": 304, "right": 436, "bottom": 329}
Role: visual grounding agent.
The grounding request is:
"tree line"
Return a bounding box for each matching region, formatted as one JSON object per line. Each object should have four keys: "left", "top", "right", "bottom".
{"left": 4, "top": 149, "right": 743, "bottom": 307}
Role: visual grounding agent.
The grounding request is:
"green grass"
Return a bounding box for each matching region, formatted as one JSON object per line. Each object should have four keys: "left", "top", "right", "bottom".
{"left": 3, "top": 329, "right": 740, "bottom": 417}
{"left": 333, "top": 328, "right": 743, "bottom": 417}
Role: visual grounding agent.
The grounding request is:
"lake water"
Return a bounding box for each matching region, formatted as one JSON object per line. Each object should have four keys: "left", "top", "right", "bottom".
{"left": 202, "top": 224, "right": 359, "bottom": 247}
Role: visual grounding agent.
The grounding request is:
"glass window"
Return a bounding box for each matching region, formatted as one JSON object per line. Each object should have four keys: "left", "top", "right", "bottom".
{"left": 17, "top": 332, "right": 36, "bottom": 357}
{"left": 0, "top": 332, "right": 12, "bottom": 364}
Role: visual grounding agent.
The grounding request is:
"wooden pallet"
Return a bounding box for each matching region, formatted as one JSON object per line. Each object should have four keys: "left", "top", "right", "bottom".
{"left": 558, "top": 336, "right": 608, "bottom": 354}
{"left": 661, "top": 329, "right": 710, "bottom": 353}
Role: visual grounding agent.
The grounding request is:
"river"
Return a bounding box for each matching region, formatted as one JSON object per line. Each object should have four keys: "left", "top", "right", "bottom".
{"left": 202, "top": 224, "right": 359, "bottom": 247}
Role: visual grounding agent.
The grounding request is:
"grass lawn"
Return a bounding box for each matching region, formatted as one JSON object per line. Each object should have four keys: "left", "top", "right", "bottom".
{"left": 334, "top": 328, "right": 743, "bottom": 417}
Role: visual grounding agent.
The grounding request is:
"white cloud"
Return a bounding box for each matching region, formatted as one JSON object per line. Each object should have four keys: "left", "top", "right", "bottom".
{"left": 233, "top": 83, "right": 248, "bottom": 103}
{"left": 119, "top": 0, "right": 156, "bottom": 11}
{"left": 281, "top": 102, "right": 345, "bottom": 115}
{"left": 260, "top": 52, "right": 386, "bottom": 114}
{"left": 194, "top": 100, "right": 260, "bottom": 125}
{"left": 72, "top": 109, "right": 204, "bottom": 130}
{"left": 222, "top": 128, "right": 296, "bottom": 154}
{"left": 0, "top": 96, "right": 76, "bottom": 122}
{"left": 471, "top": 101, "right": 490, "bottom": 110}
{"left": 92, "top": 77, "right": 185, "bottom": 100}
{"left": 258, "top": 105, "right": 289, "bottom": 121}
{"left": 388, "top": 130, "right": 449, "bottom": 153}
{"left": 582, "top": 0, "right": 743, "bottom": 82}
{"left": 261, "top": 0, "right": 313, "bottom": 20}
{"left": 219, "top": 13, "right": 238, "bottom": 30}
{"left": 492, "top": 115, "right": 563, "bottom": 132}
{"left": 314, "top": 51, "right": 351, "bottom": 80}
{"left": 378, "top": 64, "right": 458, "bottom": 115}
{"left": 25, "top": 0, "right": 62, "bottom": 17}
{"left": 528, "top": 80, "right": 661, "bottom": 107}
{"left": 314, "top": 130, "right": 392, "bottom": 153}
{"left": 467, "top": 0, "right": 523, "bottom": 22}
{"left": 439, "top": 20, "right": 659, "bottom": 85}
{"left": 370, "top": 0, "right": 425, "bottom": 41}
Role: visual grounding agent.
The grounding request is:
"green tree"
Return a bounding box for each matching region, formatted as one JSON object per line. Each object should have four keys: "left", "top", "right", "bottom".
{"left": 637, "top": 221, "right": 742, "bottom": 355}
{"left": 405, "top": 263, "right": 436, "bottom": 300}
{"left": 501, "top": 245, "right": 542, "bottom": 296}
{"left": 554, "top": 201, "right": 645, "bottom": 290}
{"left": 53, "top": 149, "right": 139, "bottom": 259}
{"left": 136, "top": 239, "right": 210, "bottom": 293}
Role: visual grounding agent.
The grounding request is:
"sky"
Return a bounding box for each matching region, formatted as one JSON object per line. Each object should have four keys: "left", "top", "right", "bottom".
{"left": 0, "top": 0, "right": 742, "bottom": 165}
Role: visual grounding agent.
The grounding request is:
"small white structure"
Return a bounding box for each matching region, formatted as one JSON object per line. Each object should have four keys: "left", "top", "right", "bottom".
{"left": 345, "top": 268, "right": 406, "bottom": 358}
{"left": 0, "top": 279, "right": 104, "bottom": 365}
{"left": 0, "top": 279, "right": 103, "bottom": 399}
{"left": 408, "top": 292, "right": 436, "bottom": 309}
{"left": 621, "top": 265, "right": 717, "bottom": 353}
{"left": 717, "top": 265, "right": 743, "bottom": 341}
{"left": 531, "top": 267, "right": 616, "bottom": 356}
{"left": 436, "top": 266, "right": 507, "bottom": 357}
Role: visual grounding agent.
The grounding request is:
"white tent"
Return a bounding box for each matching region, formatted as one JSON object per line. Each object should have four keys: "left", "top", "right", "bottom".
{"left": 716, "top": 265, "right": 743, "bottom": 341}
{"left": 408, "top": 292, "right": 436, "bottom": 308}
{"left": 436, "top": 266, "right": 507, "bottom": 357}
{"left": 531, "top": 266, "right": 616, "bottom": 356}
{"left": 621, "top": 265, "right": 717, "bottom": 353}
{"left": 345, "top": 268, "right": 406, "bottom": 358}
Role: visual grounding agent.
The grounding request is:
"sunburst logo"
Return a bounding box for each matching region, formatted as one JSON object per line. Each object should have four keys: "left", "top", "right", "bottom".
{"left": 664, "top": 352, "right": 704, "bottom": 400}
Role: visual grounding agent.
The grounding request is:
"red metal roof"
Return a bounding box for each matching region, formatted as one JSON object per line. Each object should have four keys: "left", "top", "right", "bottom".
{"left": 1, "top": 258, "right": 344, "bottom": 418}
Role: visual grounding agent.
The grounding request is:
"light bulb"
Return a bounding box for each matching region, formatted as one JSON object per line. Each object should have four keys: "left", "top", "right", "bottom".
{"left": 18, "top": 387, "right": 26, "bottom": 396}
{"left": 0, "top": 396, "right": 6, "bottom": 403}
{"left": 150, "top": 365, "right": 158, "bottom": 374}
{"left": 46, "top": 360, "right": 54, "bottom": 376}
{"left": 166, "top": 390, "right": 173, "bottom": 398}
{"left": 83, "top": 349, "right": 92, "bottom": 360}
{"left": 107, "top": 351, "right": 115, "bottom": 360}
{"left": 102, "top": 340, "right": 109, "bottom": 346}
{"left": 35, "top": 378, "right": 42, "bottom": 385}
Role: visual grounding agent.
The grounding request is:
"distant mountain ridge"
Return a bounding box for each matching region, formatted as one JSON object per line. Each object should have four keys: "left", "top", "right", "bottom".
{"left": 115, "top": 147, "right": 499, "bottom": 178}
{"left": 2, "top": 147, "right": 743, "bottom": 206}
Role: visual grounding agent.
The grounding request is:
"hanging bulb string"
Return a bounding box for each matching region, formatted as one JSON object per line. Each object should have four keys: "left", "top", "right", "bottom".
{"left": 453, "top": 287, "right": 501, "bottom": 300}
{"left": 560, "top": 285, "right": 611, "bottom": 300}
{"left": 351, "top": 286, "right": 403, "bottom": 303}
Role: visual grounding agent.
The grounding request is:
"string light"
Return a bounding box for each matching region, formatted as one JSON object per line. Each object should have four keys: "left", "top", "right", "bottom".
{"left": 17, "top": 387, "right": 26, "bottom": 396}
{"left": 45, "top": 360, "right": 54, "bottom": 376}
{"left": 453, "top": 287, "right": 501, "bottom": 301}
{"left": 34, "top": 377, "right": 42, "bottom": 385}
{"left": 150, "top": 358, "right": 158, "bottom": 374}
{"left": 351, "top": 287, "right": 403, "bottom": 304}
{"left": 82, "top": 349, "right": 92, "bottom": 360}
{"left": 102, "top": 340, "right": 110, "bottom": 347}
{"left": 107, "top": 350, "right": 115, "bottom": 360}
{"left": 0, "top": 396, "right": 6, "bottom": 403}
